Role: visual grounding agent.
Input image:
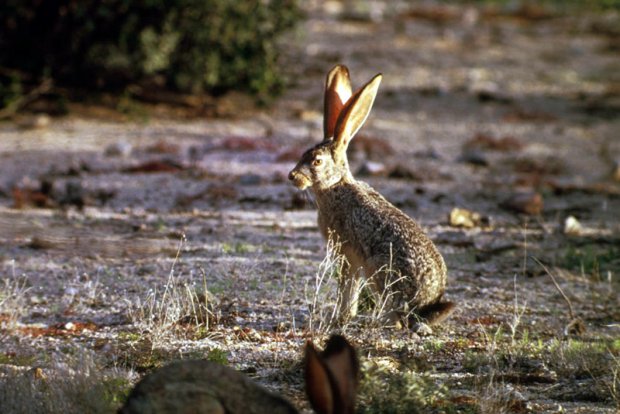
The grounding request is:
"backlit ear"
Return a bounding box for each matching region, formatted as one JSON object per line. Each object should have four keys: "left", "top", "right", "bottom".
{"left": 333, "top": 73, "right": 382, "bottom": 154}
{"left": 324, "top": 65, "right": 352, "bottom": 140}
{"left": 305, "top": 342, "right": 334, "bottom": 414}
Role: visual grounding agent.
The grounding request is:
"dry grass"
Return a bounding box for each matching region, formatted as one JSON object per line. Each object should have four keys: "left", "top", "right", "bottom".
{"left": 129, "top": 237, "right": 219, "bottom": 349}
{"left": 0, "top": 350, "right": 133, "bottom": 414}
{"left": 305, "top": 236, "right": 347, "bottom": 334}
{"left": 305, "top": 236, "right": 411, "bottom": 340}
{"left": 0, "top": 263, "right": 30, "bottom": 334}
{"left": 357, "top": 358, "right": 449, "bottom": 414}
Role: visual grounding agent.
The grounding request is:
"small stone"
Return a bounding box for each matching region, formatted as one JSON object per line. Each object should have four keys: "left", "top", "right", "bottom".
{"left": 29, "top": 295, "right": 46, "bottom": 305}
{"left": 458, "top": 150, "right": 489, "bottom": 166}
{"left": 449, "top": 207, "right": 482, "bottom": 228}
{"left": 32, "top": 367, "right": 45, "bottom": 380}
{"left": 105, "top": 141, "right": 132, "bottom": 157}
{"left": 563, "top": 215, "right": 583, "bottom": 235}
{"left": 412, "top": 322, "right": 433, "bottom": 336}
{"left": 62, "top": 180, "right": 86, "bottom": 208}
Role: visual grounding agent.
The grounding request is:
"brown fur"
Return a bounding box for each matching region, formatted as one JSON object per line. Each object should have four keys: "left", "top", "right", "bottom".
{"left": 289, "top": 65, "right": 454, "bottom": 327}
{"left": 121, "top": 335, "right": 358, "bottom": 414}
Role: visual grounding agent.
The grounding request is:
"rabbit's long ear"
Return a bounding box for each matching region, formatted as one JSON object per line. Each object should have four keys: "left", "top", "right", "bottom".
{"left": 324, "top": 65, "right": 352, "bottom": 140}
{"left": 305, "top": 335, "right": 359, "bottom": 414}
{"left": 305, "top": 342, "right": 335, "bottom": 414}
{"left": 333, "top": 73, "right": 382, "bottom": 154}
{"left": 320, "top": 335, "right": 359, "bottom": 414}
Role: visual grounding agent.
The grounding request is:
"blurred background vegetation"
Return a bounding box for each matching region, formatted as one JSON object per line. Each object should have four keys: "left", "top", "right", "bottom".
{"left": 0, "top": 0, "right": 302, "bottom": 115}
{"left": 0, "top": 0, "right": 617, "bottom": 117}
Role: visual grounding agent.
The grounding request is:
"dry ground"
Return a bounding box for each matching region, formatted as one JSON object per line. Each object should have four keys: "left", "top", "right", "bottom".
{"left": 0, "top": 2, "right": 619, "bottom": 413}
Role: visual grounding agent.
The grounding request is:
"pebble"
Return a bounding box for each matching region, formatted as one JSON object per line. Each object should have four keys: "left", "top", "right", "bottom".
{"left": 563, "top": 215, "right": 583, "bottom": 235}
{"left": 105, "top": 141, "right": 132, "bottom": 157}
{"left": 449, "top": 207, "right": 483, "bottom": 228}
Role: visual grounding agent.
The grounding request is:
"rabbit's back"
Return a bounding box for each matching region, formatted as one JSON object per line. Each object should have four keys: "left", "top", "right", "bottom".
{"left": 316, "top": 180, "right": 447, "bottom": 307}
{"left": 121, "top": 360, "right": 298, "bottom": 414}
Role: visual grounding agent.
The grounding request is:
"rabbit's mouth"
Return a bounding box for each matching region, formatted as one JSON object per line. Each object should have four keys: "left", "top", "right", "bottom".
{"left": 291, "top": 176, "right": 311, "bottom": 190}
{"left": 289, "top": 170, "right": 311, "bottom": 190}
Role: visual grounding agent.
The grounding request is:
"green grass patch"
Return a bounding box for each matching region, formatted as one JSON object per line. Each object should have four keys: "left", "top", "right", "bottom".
{"left": 206, "top": 348, "right": 229, "bottom": 365}
{"left": 560, "top": 244, "right": 620, "bottom": 281}
{"left": 0, "top": 353, "right": 37, "bottom": 366}
{"left": 221, "top": 241, "right": 255, "bottom": 254}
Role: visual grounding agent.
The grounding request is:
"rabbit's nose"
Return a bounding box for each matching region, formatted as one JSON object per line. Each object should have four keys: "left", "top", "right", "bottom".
{"left": 288, "top": 171, "right": 296, "bottom": 181}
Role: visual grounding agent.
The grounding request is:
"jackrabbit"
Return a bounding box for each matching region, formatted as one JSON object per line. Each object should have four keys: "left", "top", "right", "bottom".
{"left": 120, "top": 335, "right": 358, "bottom": 414}
{"left": 289, "top": 65, "right": 454, "bottom": 328}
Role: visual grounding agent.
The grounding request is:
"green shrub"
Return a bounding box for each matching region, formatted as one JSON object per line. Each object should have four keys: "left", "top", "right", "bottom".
{"left": 0, "top": 0, "right": 302, "bottom": 104}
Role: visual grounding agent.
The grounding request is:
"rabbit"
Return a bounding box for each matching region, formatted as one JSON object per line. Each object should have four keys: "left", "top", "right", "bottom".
{"left": 120, "top": 334, "right": 359, "bottom": 414}
{"left": 288, "top": 65, "right": 455, "bottom": 329}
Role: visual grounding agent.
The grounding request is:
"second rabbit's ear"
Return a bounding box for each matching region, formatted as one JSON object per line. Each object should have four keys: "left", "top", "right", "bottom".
{"left": 321, "top": 335, "right": 359, "bottom": 414}
{"left": 333, "top": 73, "right": 382, "bottom": 154}
{"left": 305, "top": 342, "right": 334, "bottom": 414}
{"left": 324, "top": 65, "right": 352, "bottom": 140}
{"left": 305, "top": 335, "right": 359, "bottom": 414}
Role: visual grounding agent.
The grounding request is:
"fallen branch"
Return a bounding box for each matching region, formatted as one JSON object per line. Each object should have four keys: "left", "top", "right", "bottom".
{"left": 0, "top": 77, "right": 53, "bottom": 119}
{"left": 532, "top": 256, "right": 585, "bottom": 336}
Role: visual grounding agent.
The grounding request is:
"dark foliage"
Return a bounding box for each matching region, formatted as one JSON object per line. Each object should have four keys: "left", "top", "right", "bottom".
{"left": 0, "top": 0, "right": 301, "bottom": 104}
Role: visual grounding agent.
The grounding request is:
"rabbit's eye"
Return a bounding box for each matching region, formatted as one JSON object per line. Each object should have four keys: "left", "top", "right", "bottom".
{"left": 312, "top": 158, "right": 322, "bottom": 167}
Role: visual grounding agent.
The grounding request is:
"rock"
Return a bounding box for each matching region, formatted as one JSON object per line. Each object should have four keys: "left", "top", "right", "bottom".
{"left": 449, "top": 207, "right": 483, "bottom": 228}
{"left": 62, "top": 180, "right": 86, "bottom": 208}
{"left": 458, "top": 150, "right": 489, "bottom": 166}
{"left": 105, "top": 141, "right": 133, "bottom": 157}
{"left": 563, "top": 215, "right": 583, "bottom": 235}
{"left": 412, "top": 322, "right": 433, "bottom": 336}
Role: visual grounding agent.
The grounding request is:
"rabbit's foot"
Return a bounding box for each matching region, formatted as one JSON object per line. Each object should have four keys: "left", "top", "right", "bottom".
{"left": 411, "top": 322, "right": 433, "bottom": 336}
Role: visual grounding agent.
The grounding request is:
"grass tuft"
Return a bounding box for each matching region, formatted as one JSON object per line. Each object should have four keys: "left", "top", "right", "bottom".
{"left": 129, "top": 237, "right": 219, "bottom": 349}
{"left": 358, "top": 359, "right": 448, "bottom": 413}
{"left": 0, "top": 350, "right": 133, "bottom": 414}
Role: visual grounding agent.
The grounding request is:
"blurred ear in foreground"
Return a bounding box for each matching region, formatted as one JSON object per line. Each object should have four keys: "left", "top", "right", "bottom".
{"left": 305, "top": 335, "right": 359, "bottom": 414}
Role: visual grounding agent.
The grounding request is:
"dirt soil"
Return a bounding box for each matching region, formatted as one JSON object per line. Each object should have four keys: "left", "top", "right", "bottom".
{"left": 1, "top": 2, "right": 619, "bottom": 413}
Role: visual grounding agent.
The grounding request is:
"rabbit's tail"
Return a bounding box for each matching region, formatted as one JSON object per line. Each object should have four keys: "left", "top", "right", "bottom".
{"left": 416, "top": 301, "right": 456, "bottom": 325}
